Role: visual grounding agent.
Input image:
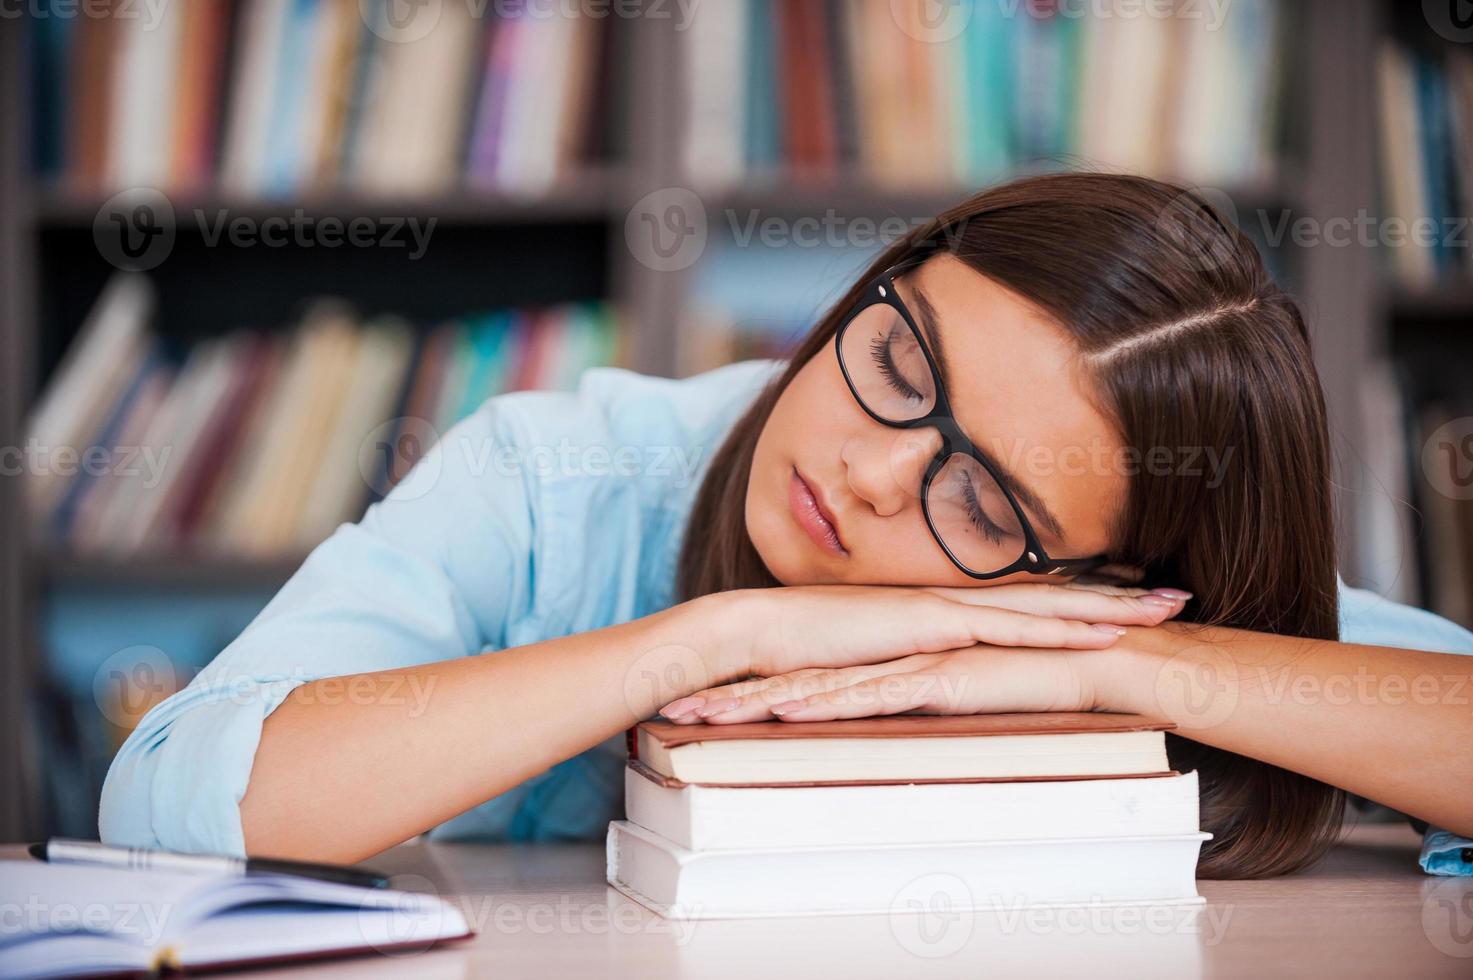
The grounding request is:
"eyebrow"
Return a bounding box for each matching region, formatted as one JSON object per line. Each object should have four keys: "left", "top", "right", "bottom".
{"left": 907, "top": 282, "right": 1067, "bottom": 543}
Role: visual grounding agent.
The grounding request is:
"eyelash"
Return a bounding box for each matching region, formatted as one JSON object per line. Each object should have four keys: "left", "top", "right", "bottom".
{"left": 961, "top": 469, "right": 1007, "bottom": 545}
{"left": 863, "top": 317, "right": 1007, "bottom": 548}
{"left": 868, "top": 330, "right": 925, "bottom": 403}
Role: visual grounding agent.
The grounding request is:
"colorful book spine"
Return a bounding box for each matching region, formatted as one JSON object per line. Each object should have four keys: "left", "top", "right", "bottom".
{"left": 28, "top": 277, "right": 623, "bottom": 557}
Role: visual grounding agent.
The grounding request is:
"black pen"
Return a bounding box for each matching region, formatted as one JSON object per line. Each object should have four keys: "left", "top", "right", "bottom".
{"left": 28, "top": 838, "right": 390, "bottom": 889}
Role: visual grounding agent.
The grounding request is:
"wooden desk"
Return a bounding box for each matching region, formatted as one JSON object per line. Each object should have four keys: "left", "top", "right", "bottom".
{"left": 8, "top": 823, "right": 1471, "bottom": 978}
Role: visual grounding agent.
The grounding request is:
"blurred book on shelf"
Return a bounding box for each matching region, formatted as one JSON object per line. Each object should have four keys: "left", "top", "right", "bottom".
{"left": 1412, "top": 400, "right": 1473, "bottom": 629}
{"left": 680, "top": 0, "right": 1288, "bottom": 191}
{"left": 24, "top": 274, "right": 623, "bottom": 562}
{"left": 1357, "top": 358, "right": 1473, "bottom": 629}
{"left": 1375, "top": 33, "right": 1473, "bottom": 287}
{"left": 29, "top": 0, "right": 613, "bottom": 197}
{"left": 676, "top": 238, "right": 877, "bottom": 377}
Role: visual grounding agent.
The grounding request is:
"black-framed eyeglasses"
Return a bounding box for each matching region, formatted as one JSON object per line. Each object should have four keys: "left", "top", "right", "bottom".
{"left": 834, "top": 264, "right": 1109, "bottom": 580}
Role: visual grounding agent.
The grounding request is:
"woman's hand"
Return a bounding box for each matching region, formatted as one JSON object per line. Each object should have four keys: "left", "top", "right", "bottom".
{"left": 660, "top": 645, "right": 1106, "bottom": 724}
{"left": 667, "top": 582, "right": 1191, "bottom": 718}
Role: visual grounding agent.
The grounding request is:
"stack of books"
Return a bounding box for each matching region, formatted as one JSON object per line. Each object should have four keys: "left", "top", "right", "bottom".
{"left": 607, "top": 713, "right": 1208, "bottom": 919}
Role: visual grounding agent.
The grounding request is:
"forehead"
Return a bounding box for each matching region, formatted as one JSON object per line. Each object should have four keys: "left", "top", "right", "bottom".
{"left": 892, "top": 254, "right": 1124, "bottom": 550}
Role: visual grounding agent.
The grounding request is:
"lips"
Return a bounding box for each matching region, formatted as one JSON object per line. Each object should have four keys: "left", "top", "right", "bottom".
{"left": 789, "top": 467, "right": 848, "bottom": 558}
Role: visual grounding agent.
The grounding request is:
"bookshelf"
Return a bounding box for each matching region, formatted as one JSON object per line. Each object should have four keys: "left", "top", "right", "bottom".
{"left": 1, "top": 0, "right": 1458, "bottom": 841}
{"left": 2, "top": 15, "right": 40, "bottom": 841}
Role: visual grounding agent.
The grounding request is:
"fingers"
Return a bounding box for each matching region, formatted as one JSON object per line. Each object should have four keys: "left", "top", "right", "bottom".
{"left": 944, "top": 601, "right": 1136, "bottom": 650}
{"left": 768, "top": 673, "right": 937, "bottom": 722}
{"left": 659, "top": 657, "right": 942, "bottom": 724}
{"left": 657, "top": 668, "right": 832, "bottom": 724}
{"left": 922, "top": 582, "right": 1190, "bottom": 628}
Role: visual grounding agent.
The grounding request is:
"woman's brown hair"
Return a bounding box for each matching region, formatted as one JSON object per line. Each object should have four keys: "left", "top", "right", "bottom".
{"left": 676, "top": 171, "right": 1347, "bottom": 878}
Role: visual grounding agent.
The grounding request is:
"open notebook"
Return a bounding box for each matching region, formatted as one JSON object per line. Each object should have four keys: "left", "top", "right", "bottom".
{"left": 0, "top": 859, "right": 473, "bottom": 978}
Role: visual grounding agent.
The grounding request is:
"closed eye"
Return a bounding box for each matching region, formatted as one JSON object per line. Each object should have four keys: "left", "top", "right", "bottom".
{"left": 961, "top": 469, "right": 1009, "bottom": 546}
{"left": 869, "top": 332, "right": 926, "bottom": 404}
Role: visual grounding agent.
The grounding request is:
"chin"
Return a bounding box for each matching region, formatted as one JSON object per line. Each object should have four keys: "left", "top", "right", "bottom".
{"left": 745, "top": 483, "right": 819, "bottom": 587}
{"left": 745, "top": 498, "right": 798, "bottom": 585}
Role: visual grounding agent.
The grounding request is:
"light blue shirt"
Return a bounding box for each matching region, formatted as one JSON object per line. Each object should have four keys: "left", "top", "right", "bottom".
{"left": 99, "top": 359, "right": 1473, "bottom": 875}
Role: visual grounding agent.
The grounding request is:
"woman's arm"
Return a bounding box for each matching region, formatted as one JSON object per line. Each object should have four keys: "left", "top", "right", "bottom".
{"left": 673, "top": 612, "right": 1473, "bottom": 839}
{"left": 1094, "top": 623, "right": 1473, "bottom": 839}
{"left": 240, "top": 593, "right": 737, "bottom": 862}
{"left": 241, "top": 582, "right": 1170, "bottom": 862}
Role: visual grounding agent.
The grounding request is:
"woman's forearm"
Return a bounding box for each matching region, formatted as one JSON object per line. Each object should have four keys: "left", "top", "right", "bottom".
{"left": 239, "top": 593, "right": 747, "bottom": 863}
{"left": 1097, "top": 622, "right": 1473, "bottom": 837}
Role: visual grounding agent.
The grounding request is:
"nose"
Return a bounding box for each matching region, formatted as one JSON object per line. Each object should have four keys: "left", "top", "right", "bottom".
{"left": 841, "top": 425, "right": 944, "bottom": 518}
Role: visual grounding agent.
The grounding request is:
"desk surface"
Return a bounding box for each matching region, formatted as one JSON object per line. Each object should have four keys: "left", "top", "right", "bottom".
{"left": 9, "top": 822, "right": 1472, "bottom": 979}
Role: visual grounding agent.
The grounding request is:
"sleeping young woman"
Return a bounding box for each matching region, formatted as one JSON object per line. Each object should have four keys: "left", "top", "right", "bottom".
{"left": 100, "top": 172, "right": 1473, "bottom": 879}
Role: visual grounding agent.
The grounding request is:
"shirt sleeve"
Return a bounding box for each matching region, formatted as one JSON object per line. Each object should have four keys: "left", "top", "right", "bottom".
{"left": 98, "top": 400, "right": 538, "bottom": 856}
{"left": 1337, "top": 579, "right": 1473, "bottom": 876}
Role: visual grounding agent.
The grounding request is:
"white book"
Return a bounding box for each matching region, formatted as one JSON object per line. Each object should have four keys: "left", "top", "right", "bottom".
{"left": 115, "top": 335, "right": 241, "bottom": 553}
{"left": 0, "top": 860, "right": 471, "bottom": 979}
{"left": 607, "top": 820, "right": 1210, "bottom": 920}
{"left": 91, "top": 339, "right": 224, "bottom": 554}
{"left": 492, "top": 12, "right": 567, "bottom": 195}
{"left": 294, "top": 317, "right": 416, "bottom": 547}
{"left": 1076, "top": 12, "right": 1174, "bottom": 176}
{"left": 625, "top": 763, "right": 1200, "bottom": 851}
{"left": 354, "top": 0, "right": 480, "bottom": 195}
{"left": 1170, "top": 0, "right": 1278, "bottom": 185}
{"left": 220, "top": 0, "right": 292, "bottom": 194}
{"left": 107, "top": 0, "right": 185, "bottom": 189}
{"left": 1376, "top": 40, "right": 1435, "bottom": 285}
{"left": 681, "top": 0, "right": 748, "bottom": 187}
{"left": 25, "top": 275, "right": 153, "bottom": 523}
{"left": 293, "top": 0, "right": 357, "bottom": 190}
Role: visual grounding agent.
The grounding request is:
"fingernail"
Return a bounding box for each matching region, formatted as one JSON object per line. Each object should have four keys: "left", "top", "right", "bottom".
{"left": 696, "top": 698, "right": 742, "bottom": 718}
{"left": 659, "top": 696, "right": 705, "bottom": 719}
{"left": 1139, "top": 595, "right": 1177, "bottom": 608}
{"left": 1151, "top": 588, "right": 1193, "bottom": 600}
{"left": 770, "top": 700, "right": 807, "bottom": 716}
{"left": 1091, "top": 624, "right": 1128, "bottom": 635}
